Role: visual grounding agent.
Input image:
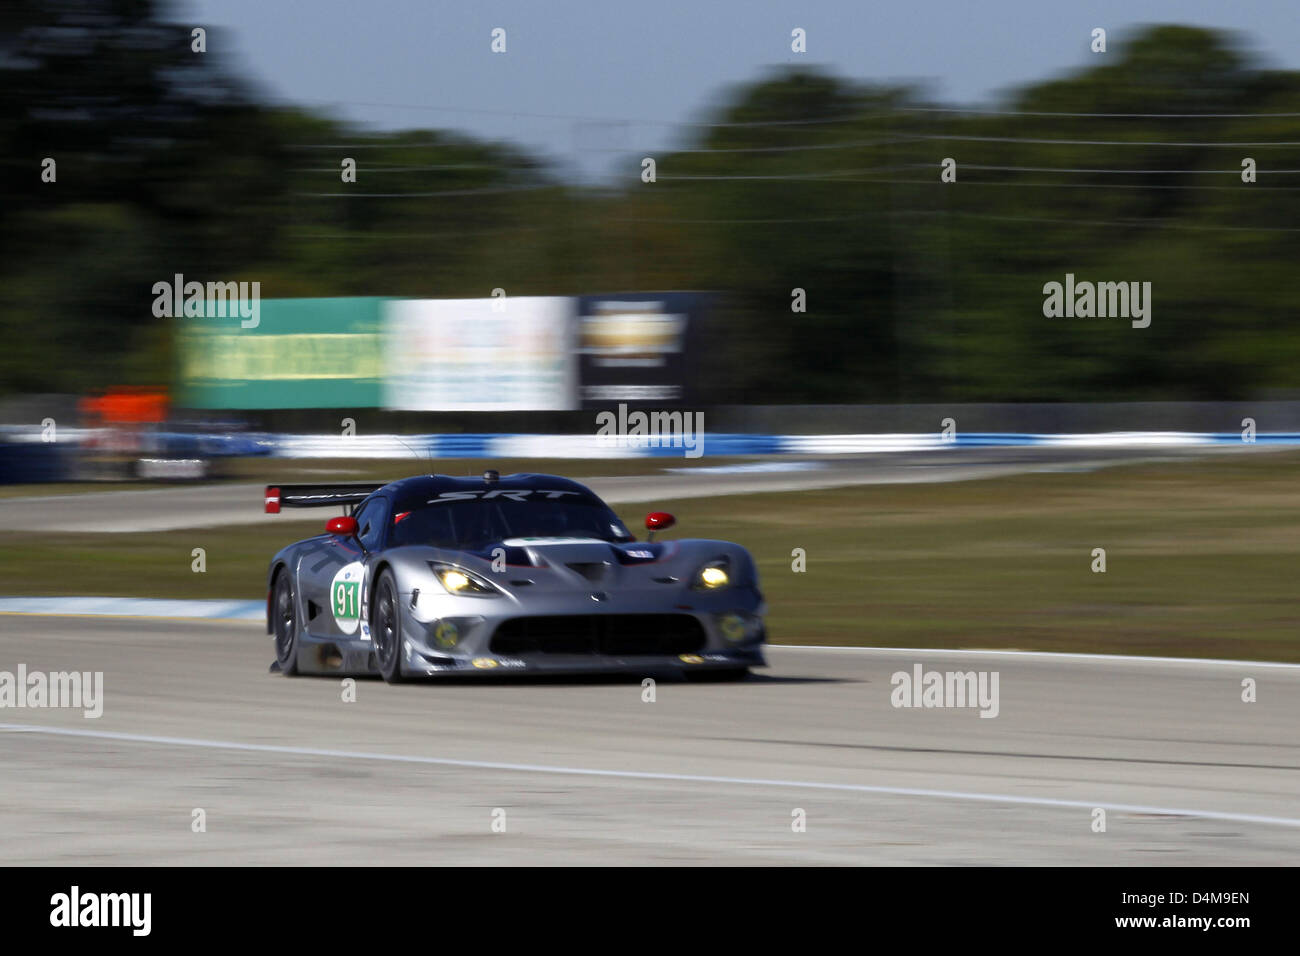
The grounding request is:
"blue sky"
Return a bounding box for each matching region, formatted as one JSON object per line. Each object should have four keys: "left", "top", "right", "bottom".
{"left": 184, "top": 0, "right": 1297, "bottom": 179}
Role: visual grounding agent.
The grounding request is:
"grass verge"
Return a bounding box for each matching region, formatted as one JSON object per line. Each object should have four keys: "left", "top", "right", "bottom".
{"left": 1, "top": 452, "right": 1296, "bottom": 661}
{"left": 0, "top": 456, "right": 765, "bottom": 498}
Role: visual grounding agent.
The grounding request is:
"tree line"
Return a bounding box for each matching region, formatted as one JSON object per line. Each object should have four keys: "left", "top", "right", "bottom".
{"left": 3, "top": 3, "right": 1297, "bottom": 404}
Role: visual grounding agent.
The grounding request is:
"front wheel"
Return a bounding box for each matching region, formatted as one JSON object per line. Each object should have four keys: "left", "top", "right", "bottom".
{"left": 371, "top": 570, "right": 407, "bottom": 684}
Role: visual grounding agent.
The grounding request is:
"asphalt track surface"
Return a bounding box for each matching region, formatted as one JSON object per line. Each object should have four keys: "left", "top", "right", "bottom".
{"left": 2, "top": 615, "right": 1298, "bottom": 865}
{"left": 0, "top": 445, "right": 1279, "bottom": 533}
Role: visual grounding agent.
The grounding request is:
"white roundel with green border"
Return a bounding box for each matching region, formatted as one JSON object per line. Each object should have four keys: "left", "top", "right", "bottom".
{"left": 330, "top": 562, "right": 365, "bottom": 635}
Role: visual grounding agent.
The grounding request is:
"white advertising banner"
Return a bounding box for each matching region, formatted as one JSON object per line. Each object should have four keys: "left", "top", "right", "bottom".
{"left": 383, "top": 297, "right": 576, "bottom": 411}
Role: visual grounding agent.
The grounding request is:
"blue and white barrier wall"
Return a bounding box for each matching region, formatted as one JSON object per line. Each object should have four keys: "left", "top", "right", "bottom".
{"left": 271, "top": 431, "right": 1300, "bottom": 459}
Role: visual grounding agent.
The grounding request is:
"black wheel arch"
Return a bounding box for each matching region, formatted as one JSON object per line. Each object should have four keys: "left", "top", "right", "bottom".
{"left": 267, "top": 561, "right": 290, "bottom": 635}
{"left": 368, "top": 559, "right": 395, "bottom": 610}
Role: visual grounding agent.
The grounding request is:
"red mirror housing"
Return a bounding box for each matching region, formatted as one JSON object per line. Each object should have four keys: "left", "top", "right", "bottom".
{"left": 645, "top": 511, "right": 675, "bottom": 532}
{"left": 326, "top": 516, "right": 359, "bottom": 536}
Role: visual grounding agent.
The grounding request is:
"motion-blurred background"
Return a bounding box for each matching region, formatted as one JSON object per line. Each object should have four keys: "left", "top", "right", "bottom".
{"left": 4, "top": 1, "right": 1300, "bottom": 415}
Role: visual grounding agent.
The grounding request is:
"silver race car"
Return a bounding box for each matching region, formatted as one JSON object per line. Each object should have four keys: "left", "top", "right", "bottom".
{"left": 264, "top": 471, "right": 767, "bottom": 681}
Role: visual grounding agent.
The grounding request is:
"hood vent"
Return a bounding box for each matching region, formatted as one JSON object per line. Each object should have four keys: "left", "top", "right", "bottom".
{"left": 566, "top": 561, "right": 611, "bottom": 584}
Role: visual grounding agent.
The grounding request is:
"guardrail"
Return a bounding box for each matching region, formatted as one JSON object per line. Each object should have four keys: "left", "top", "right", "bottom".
{"left": 4, "top": 431, "right": 1297, "bottom": 477}
{"left": 271, "top": 431, "right": 1300, "bottom": 459}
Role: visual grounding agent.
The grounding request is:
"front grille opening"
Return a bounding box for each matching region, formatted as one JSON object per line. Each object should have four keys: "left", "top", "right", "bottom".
{"left": 491, "top": 614, "right": 705, "bottom": 656}
{"left": 419, "top": 653, "right": 460, "bottom": 668}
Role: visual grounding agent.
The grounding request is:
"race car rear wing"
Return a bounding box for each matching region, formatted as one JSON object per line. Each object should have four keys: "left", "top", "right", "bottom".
{"left": 264, "top": 483, "right": 388, "bottom": 514}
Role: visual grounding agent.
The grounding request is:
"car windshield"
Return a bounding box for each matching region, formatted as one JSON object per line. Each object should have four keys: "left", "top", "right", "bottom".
{"left": 388, "top": 494, "right": 633, "bottom": 550}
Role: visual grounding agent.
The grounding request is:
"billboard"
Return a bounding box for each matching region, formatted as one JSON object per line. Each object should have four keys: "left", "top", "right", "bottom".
{"left": 177, "top": 292, "right": 704, "bottom": 412}
{"left": 382, "top": 297, "right": 574, "bottom": 411}
{"left": 575, "top": 292, "right": 706, "bottom": 407}
{"left": 178, "top": 298, "right": 384, "bottom": 409}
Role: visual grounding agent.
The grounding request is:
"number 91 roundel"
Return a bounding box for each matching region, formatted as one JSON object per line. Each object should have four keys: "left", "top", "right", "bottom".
{"left": 330, "top": 562, "right": 365, "bottom": 635}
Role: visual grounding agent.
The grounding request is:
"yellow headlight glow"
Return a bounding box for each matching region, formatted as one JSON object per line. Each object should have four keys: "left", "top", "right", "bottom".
{"left": 440, "top": 570, "right": 471, "bottom": 592}
{"left": 700, "top": 566, "right": 729, "bottom": 589}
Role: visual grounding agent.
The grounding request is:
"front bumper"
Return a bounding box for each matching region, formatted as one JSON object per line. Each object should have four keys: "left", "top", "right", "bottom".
{"left": 285, "top": 631, "right": 765, "bottom": 678}
{"left": 397, "top": 585, "right": 767, "bottom": 678}
{"left": 406, "top": 643, "right": 766, "bottom": 678}
{"left": 285, "top": 587, "right": 767, "bottom": 678}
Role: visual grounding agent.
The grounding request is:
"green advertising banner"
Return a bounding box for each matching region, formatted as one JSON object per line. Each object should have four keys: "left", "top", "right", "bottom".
{"left": 177, "top": 297, "right": 384, "bottom": 409}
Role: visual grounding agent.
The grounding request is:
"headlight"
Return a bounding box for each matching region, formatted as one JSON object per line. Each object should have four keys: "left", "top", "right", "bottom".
{"left": 700, "top": 566, "right": 729, "bottom": 588}
{"left": 429, "top": 563, "right": 501, "bottom": 597}
{"left": 692, "top": 558, "right": 731, "bottom": 590}
{"left": 441, "top": 570, "right": 471, "bottom": 592}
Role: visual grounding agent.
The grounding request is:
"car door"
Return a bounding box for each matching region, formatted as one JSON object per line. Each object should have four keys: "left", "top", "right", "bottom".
{"left": 300, "top": 495, "right": 389, "bottom": 639}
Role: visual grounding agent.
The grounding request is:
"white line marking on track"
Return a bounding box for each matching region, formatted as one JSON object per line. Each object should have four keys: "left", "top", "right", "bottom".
{"left": 4, "top": 721, "right": 1300, "bottom": 829}
{"left": 769, "top": 645, "right": 1300, "bottom": 669}
{"left": 7, "top": 602, "right": 1300, "bottom": 668}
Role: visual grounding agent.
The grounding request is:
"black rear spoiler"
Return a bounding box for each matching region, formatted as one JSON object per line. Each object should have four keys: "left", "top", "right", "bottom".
{"left": 264, "top": 483, "right": 388, "bottom": 514}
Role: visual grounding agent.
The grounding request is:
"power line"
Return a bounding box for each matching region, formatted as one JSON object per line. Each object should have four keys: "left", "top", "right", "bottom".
{"left": 292, "top": 132, "right": 1300, "bottom": 157}
{"left": 905, "top": 210, "right": 1300, "bottom": 233}
{"left": 285, "top": 210, "right": 1300, "bottom": 234}
{"left": 302, "top": 99, "right": 876, "bottom": 129}
{"left": 292, "top": 164, "right": 495, "bottom": 172}
{"left": 286, "top": 226, "right": 552, "bottom": 240}
{"left": 915, "top": 134, "right": 1300, "bottom": 147}
{"left": 847, "top": 177, "right": 1300, "bottom": 191}
{"left": 658, "top": 166, "right": 907, "bottom": 181}
{"left": 294, "top": 183, "right": 557, "bottom": 198}
{"left": 939, "top": 164, "right": 1300, "bottom": 174}
{"left": 293, "top": 167, "right": 1295, "bottom": 192}
{"left": 644, "top": 171, "right": 1299, "bottom": 190}
{"left": 290, "top": 142, "right": 453, "bottom": 149}
{"left": 314, "top": 98, "right": 1300, "bottom": 125}
{"left": 610, "top": 214, "right": 867, "bottom": 224}
{"left": 586, "top": 137, "right": 916, "bottom": 154}
{"left": 898, "top": 106, "right": 1300, "bottom": 118}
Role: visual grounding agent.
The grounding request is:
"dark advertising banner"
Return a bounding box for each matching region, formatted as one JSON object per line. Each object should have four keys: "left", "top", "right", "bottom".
{"left": 575, "top": 292, "right": 707, "bottom": 407}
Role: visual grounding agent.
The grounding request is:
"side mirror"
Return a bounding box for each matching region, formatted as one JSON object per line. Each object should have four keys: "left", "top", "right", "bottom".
{"left": 326, "top": 516, "right": 359, "bottom": 536}
{"left": 645, "top": 511, "right": 675, "bottom": 541}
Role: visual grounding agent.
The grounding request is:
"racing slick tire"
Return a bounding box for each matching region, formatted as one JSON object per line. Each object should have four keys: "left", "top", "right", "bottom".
{"left": 372, "top": 568, "right": 408, "bottom": 684}
{"left": 271, "top": 569, "right": 300, "bottom": 676}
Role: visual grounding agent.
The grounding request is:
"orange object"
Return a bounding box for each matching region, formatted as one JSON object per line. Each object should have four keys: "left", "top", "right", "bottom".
{"left": 80, "top": 387, "right": 169, "bottom": 425}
